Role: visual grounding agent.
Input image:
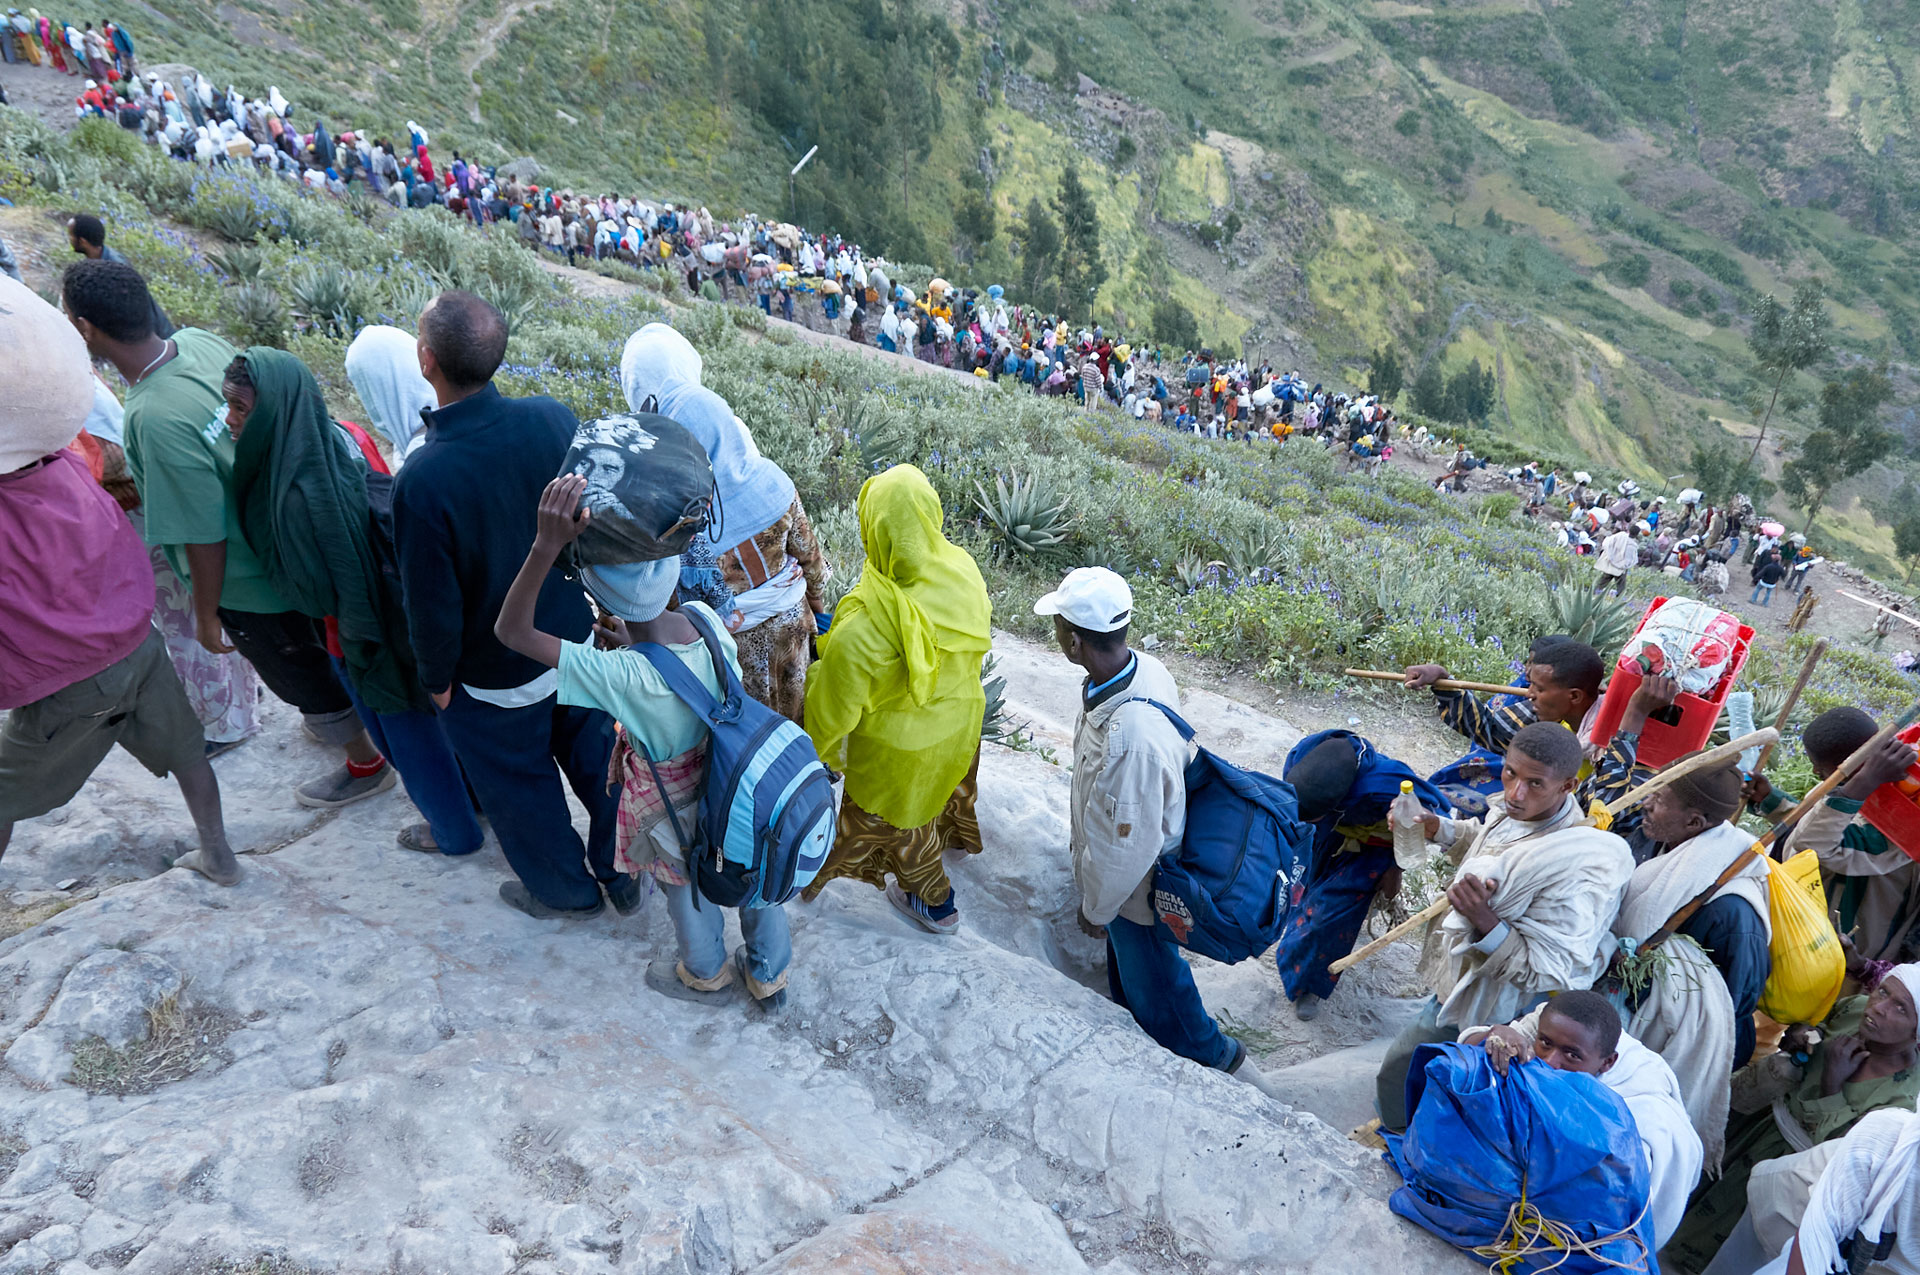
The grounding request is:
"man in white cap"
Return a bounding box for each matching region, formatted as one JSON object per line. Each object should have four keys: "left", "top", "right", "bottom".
{"left": 0, "top": 276, "right": 238, "bottom": 884}
{"left": 1038, "top": 567, "right": 1282, "bottom": 1097}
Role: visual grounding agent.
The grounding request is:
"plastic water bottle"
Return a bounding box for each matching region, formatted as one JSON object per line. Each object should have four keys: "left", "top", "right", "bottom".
{"left": 1390, "top": 780, "right": 1427, "bottom": 869}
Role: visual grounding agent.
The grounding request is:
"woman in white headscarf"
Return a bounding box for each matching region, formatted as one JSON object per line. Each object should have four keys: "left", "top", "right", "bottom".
{"left": 618, "top": 323, "right": 831, "bottom": 724}
{"left": 345, "top": 325, "right": 436, "bottom": 467}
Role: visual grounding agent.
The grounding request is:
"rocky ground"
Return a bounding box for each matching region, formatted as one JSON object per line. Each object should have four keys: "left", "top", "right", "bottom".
{"left": 0, "top": 630, "right": 1473, "bottom": 1275}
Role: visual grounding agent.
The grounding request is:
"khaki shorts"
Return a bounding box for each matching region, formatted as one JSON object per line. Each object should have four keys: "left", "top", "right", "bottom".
{"left": 0, "top": 626, "right": 205, "bottom": 824}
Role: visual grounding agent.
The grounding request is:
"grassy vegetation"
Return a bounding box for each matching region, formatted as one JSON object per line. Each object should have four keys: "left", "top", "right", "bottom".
{"left": 4, "top": 108, "right": 1911, "bottom": 766}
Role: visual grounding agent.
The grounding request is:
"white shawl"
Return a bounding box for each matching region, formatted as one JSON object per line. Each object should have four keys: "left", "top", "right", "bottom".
{"left": 1614, "top": 821, "right": 1770, "bottom": 1173}
{"left": 1433, "top": 797, "right": 1635, "bottom": 1030}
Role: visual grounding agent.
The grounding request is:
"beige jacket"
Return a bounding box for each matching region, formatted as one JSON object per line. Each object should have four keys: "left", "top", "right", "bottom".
{"left": 1070, "top": 652, "right": 1189, "bottom": 927}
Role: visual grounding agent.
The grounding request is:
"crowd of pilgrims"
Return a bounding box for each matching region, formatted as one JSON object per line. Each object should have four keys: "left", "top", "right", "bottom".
{"left": 7, "top": 34, "right": 1920, "bottom": 1275}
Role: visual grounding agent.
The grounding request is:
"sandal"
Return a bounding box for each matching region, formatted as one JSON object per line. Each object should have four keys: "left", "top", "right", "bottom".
{"left": 396, "top": 822, "right": 439, "bottom": 854}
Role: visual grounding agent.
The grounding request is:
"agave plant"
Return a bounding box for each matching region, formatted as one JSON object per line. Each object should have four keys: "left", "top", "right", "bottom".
{"left": 202, "top": 198, "right": 262, "bottom": 243}
{"left": 1069, "top": 531, "right": 1139, "bottom": 579}
{"left": 1545, "top": 574, "right": 1639, "bottom": 652}
{"left": 1217, "top": 526, "right": 1285, "bottom": 579}
{"left": 224, "top": 282, "right": 288, "bottom": 349}
{"left": 206, "top": 244, "right": 267, "bottom": 282}
{"left": 1171, "top": 552, "right": 1220, "bottom": 594}
{"left": 973, "top": 471, "right": 1075, "bottom": 559}
{"left": 978, "top": 655, "right": 1022, "bottom": 746}
{"left": 287, "top": 262, "right": 371, "bottom": 338}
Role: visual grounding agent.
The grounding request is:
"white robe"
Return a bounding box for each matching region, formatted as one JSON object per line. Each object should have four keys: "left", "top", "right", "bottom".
{"left": 1432, "top": 796, "right": 1634, "bottom": 1030}
{"left": 1614, "top": 821, "right": 1770, "bottom": 1172}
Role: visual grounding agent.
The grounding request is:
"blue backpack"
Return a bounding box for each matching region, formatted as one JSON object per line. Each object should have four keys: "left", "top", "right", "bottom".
{"left": 633, "top": 607, "right": 836, "bottom": 908}
{"left": 1142, "top": 701, "right": 1313, "bottom": 964}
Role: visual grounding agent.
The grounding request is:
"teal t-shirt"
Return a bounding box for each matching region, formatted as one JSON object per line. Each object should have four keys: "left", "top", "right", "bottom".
{"left": 123, "top": 328, "right": 289, "bottom": 615}
{"left": 557, "top": 602, "right": 742, "bottom": 760}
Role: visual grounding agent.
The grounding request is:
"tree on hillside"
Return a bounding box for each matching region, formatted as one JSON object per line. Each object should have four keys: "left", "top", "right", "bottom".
{"left": 1744, "top": 280, "right": 1831, "bottom": 470}
{"left": 1367, "top": 345, "right": 1404, "bottom": 402}
{"left": 1779, "top": 363, "right": 1895, "bottom": 534}
{"left": 1053, "top": 165, "right": 1106, "bottom": 325}
{"left": 1689, "top": 441, "right": 1775, "bottom": 507}
{"left": 1152, "top": 296, "right": 1201, "bottom": 351}
{"left": 1445, "top": 359, "right": 1497, "bottom": 424}
{"left": 1409, "top": 362, "right": 1448, "bottom": 419}
{"left": 1897, "top": 514, "right": 1920, "bottom": 584}
{"left": 1015, "top": 197, "right": 1063, "bottom": 313}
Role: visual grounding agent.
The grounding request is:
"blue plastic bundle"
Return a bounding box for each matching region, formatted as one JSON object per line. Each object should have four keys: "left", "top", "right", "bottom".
{"left": 1384, "top": 1043, "right": 1658, "bottom": 1274}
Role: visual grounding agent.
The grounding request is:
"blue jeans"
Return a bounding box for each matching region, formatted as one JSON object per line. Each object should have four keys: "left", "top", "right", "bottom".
{"left": 437, "top": 689, "right": 619, "bottom": 910}
{"left": 1105, "top": 916, "right": 1240, "bottom": 1071}
{"left": 663, "top": 880, "right": 791, "bottom": 987}
{"left": 1751, "top": 582, "right": 1776, "bottom": 606}
{"left": 331, "top": 656, "right": 484, "bottom": 855}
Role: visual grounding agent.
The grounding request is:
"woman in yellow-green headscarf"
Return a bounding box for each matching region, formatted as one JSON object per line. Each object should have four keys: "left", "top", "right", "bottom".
{"left": 802, "top": 464, "right": 993, "bottom": 934}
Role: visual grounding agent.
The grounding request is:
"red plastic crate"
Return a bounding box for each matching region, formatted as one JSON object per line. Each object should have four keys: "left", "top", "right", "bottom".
{"left": 1862, "top": 724, "right": 1920, "bottom": 864}
{"left": 1587, "top": 597, "right": 1755, "bottom": 770}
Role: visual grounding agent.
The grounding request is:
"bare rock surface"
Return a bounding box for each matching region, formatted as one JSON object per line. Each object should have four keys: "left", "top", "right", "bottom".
{"left": 0, "top": 634, "right": 1471, "bottom": 1274}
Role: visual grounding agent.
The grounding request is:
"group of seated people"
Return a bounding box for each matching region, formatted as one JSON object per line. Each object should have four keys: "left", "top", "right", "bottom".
{"left": 1259, "top": 628, "right": 1920, "bottom": 1273}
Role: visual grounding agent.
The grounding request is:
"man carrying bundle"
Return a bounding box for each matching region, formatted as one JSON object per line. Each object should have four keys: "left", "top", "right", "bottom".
{"left": 1461, "top": 991, "right": 1703, "bottom": 1250}
{"left": 1373, "top": 722, "right": 1635, "bottom": 1132}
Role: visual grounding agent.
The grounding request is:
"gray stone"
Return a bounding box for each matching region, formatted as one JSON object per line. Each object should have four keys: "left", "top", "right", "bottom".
{"left": 4, "top": 949, "right": 183, "bottom": 1086}
{"left": 33, "top": 1224, "right": 81, "bottom": 1261}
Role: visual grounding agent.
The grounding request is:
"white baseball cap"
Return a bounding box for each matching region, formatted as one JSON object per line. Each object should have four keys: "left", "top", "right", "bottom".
{"left": 1034, "top": 567, "right": 1133, "bottom": 633}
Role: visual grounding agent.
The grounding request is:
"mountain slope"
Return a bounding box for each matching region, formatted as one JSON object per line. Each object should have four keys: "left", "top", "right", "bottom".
{"left": 82, "top": 0, "right": 1920, "bottom": 574}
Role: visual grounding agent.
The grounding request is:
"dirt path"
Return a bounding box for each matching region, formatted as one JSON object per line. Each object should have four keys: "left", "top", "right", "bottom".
{"left": 537, "top": 255, "right": 988, "bottom": 386}
{"left": 461, "top": 0, "right": 548, "bottom": 122}
{"left": 0, "top": 55, "right": 89, "bottom": 133}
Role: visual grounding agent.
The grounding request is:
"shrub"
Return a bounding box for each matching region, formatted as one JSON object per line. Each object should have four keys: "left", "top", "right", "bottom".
{"left": 225, "top": 282, "right": 289, "bottom": 349}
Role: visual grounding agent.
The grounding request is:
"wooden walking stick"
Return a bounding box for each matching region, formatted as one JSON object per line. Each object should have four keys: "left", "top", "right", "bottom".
{"left": 1731, "top": 638, "right": 1827, "bottom": 824}
{"left": 1344, "top": 668, "right": 1526, "bottom": 696}
{"left": 1326, "top": 727, "right": 1780, "bottom": 976}
{"left": 1762, "top": 699, "right": 1920, "bottom": 844}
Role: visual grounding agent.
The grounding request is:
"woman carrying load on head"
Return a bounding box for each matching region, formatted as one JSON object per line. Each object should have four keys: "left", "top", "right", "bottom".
{"left": 800, "top": 465, "right": 992, "bottom": 937}
{"left": 617, "top": 325, "right": 831, "bottom": 726}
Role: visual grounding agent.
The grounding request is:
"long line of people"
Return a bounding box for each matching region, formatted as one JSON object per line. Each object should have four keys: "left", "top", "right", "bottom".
{"left": 9, "top": 238, "right": 1920, "bottom": 1269}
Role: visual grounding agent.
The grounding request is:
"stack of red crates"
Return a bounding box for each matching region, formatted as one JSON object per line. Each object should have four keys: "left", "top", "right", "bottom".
{"left": 1862, "top": 723, "right": 1920, "bottom": 863}
{"left": 1587, "top": 597, "right": 1756, "bottom": 770}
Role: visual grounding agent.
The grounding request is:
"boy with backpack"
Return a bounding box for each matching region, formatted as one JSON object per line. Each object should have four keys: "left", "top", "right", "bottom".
{"left": 1037, "top": 567, "right": 1283, "bottom": 1097}
{"left": 494, "top": 472, "right": 798, "bottom": 1013}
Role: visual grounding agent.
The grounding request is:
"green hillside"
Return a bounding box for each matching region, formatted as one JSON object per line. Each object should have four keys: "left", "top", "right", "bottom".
{"left": 66, "top": 0, "right": 1920, "bottom": 575}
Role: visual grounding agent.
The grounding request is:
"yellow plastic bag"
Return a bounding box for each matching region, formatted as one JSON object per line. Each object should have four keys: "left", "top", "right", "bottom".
{"left": 1757, "top": 848, "right": 1846, "bottom": 1025}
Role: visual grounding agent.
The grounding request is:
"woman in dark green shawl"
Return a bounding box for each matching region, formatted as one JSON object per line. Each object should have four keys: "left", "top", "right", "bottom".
{"left": 223, "top": 347, "right": 482, "bottom": 856}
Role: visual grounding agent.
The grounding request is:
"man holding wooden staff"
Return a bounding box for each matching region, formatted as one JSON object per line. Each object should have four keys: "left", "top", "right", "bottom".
{"left": 1373, "top": 722, "right": 1635, "bottom": 1133}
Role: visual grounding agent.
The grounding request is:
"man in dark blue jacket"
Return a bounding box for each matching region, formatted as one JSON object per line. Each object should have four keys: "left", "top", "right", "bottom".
{"left": 391, "top": 291, "right": 626, "bottom": 919}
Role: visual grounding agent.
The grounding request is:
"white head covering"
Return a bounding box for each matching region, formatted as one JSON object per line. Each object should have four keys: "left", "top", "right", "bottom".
{"left": 0, "top": 275, "right": 94, "bottom": 471}
{"left": 617, "top": 322, "right": 701, "bottom": 412}
{"left": 345, "top": 325, "right": 436, "bottom": 464}
{"left": 1885, "top": 963, "right": 1920, "bottom": 1041}
{"left": 618, "top": 324, "right": 794, "bottom": 547}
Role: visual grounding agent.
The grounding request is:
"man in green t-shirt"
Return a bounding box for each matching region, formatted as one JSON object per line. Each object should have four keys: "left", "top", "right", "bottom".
{"left": 61, "top": 260, "right": 394, "bottom": 810}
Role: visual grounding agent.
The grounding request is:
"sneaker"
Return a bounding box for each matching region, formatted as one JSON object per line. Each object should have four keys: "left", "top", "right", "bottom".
{"left": 295, "top": 763, "right": 396, "bottom": 810}
{"left": 605, "top": 874, "right": 644, "bottom": 917}
{"left": 498, "top": 880, "right": 605, "bottom": 920}
{"left": 885, "top": 881, "right": 959, "bottom": 936}
{"left": 1293, "top": 993, "right": 1323, "bottom": 1022}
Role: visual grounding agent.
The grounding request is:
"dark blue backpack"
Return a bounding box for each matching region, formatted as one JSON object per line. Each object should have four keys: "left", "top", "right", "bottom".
{"left": 1142, "top": 701, "right": 1313, "bottom": 964}
{"left": 633, "top": 606, "right": 836, "bottom": 908}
